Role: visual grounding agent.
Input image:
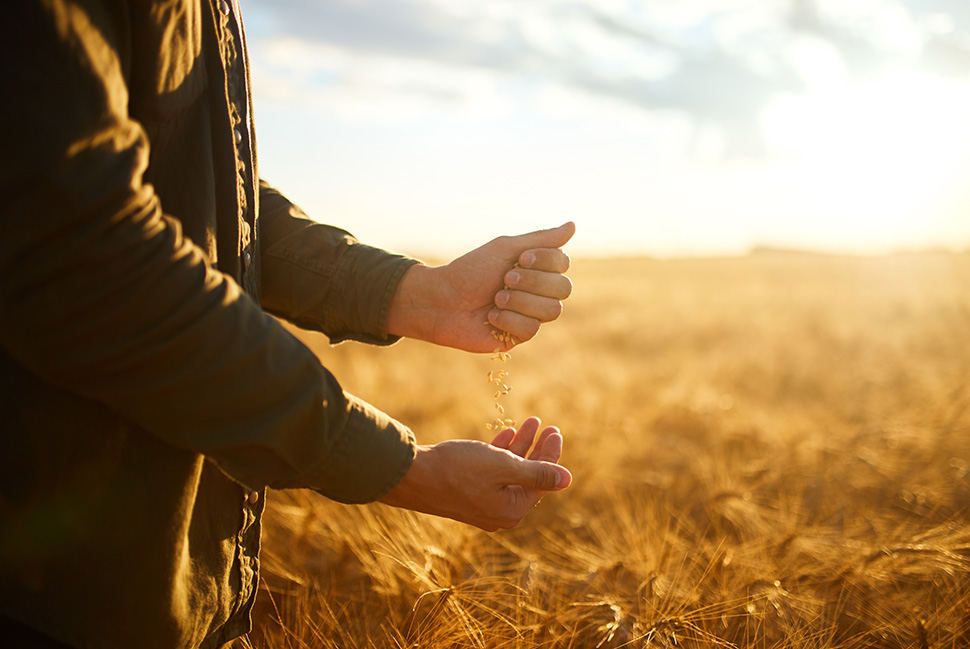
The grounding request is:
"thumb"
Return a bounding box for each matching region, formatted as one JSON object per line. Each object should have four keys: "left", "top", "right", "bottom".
{"left": 512, "top": 222, "right": 576, "bottom": 251}
{"left": 521, "top": 459, "right": 572, "bottom": 492}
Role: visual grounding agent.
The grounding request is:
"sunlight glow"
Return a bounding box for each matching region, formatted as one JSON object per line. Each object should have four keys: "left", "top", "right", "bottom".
{"left": 762, "top": 62, "right": 970, "bottom": 251}
{"left": 247, "top": 1, "right": 970, "bottom": 257}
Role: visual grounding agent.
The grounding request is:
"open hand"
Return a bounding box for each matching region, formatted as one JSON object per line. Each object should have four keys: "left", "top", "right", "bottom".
{"left": 379, "top": 418, "right": 571, "bottom": 531}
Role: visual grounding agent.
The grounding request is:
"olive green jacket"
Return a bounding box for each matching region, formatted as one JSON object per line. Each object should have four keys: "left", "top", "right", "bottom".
{"left": 0, "top": 1, "right": 417, "bottom": 647}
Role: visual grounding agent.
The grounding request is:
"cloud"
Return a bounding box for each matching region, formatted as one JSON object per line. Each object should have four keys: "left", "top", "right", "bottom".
{"left": 247, "top": 0, "right": 536, "bottom": 71}
{"left": 245, "top": 0, "right": 970, "bottom": 159}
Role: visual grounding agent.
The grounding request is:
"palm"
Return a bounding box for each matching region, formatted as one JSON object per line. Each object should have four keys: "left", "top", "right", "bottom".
{"left": 432, "top": 242, "right": 518, "bottom": 352}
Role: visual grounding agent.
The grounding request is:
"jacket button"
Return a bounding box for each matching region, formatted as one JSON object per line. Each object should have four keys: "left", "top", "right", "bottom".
{"left": 219, "top": 0, "right": 230, "bottom": 16}
{"left": 248, "top": 491, "right": 259, "bottom": 505}
{"left": 234, "top": 127, "right": 243, "bottom": 145}
{"left": 244, "top": 250, "right": 252, "bottom": 268}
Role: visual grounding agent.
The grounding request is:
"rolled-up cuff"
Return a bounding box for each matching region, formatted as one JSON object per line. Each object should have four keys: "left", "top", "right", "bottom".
{"left": 325, "top": 246, "right": 419, "bottom": 345}
{"left": 308, "top": 393, "right": 416, "bottom": 504}
{"left": 260, "top": 212, "right": 419, "bottom": 345}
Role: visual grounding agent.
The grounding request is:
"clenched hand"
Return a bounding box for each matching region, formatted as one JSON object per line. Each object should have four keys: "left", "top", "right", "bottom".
{"left": 387, "top": 222, "right": 575, "bottom": 352}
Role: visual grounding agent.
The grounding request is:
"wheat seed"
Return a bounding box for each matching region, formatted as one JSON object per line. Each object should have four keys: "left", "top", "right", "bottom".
{"left": 484, "top": 263, "right": 523, "bottom": 431}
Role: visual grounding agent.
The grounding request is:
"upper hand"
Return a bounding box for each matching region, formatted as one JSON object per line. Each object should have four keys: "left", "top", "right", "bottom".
{"left": 379, "top": 417, "right": 572, "bottom": 531}
{"left": 387, "top": 222, "right": 576, "bottom": 352}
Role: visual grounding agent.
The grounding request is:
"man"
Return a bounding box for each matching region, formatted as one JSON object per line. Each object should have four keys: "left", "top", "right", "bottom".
{"left": 0, "top": 1, "right": 575, "bottom": 648}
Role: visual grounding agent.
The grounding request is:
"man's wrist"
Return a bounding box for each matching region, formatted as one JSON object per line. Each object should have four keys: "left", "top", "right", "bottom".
{"left": 386, "top": 263, "right": 438, "bottom": 340}
{"left": 378, "top": 444, "right": 433, "bottom": 510}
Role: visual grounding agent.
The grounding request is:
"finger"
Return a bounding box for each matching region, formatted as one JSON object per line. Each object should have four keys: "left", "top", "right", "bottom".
{"left": 487, "top": 308, "right": 541, "bottom": 342}
{"left": 518, "top": 248, "right": 571, "bottom": 274}
{"left": 528, "top": 428, "right": 562, "bottom": 463}
{"left": 505, "top": 268, "right": 573, "bottom": 300}
{"left": 522, "top": 460, "right": 572, "bottom": 491}
{"left": 530, "top": 426, "right": 556, "bottom": 454}
{"left": 508, "top": 222, "right": 576, "bottom": 255}
{"left": 507, "top": 417, "right": 540, "bottom": 457}
{"left": 490, "top": 427, "right": 515, "bottom": 449}
{"left": 494, "top": 290, "right": 564, "bottom": 323}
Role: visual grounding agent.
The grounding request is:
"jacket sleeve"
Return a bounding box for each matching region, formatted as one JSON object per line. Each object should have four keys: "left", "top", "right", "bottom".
{"left": 0, "top": 0, "right": 414, "bottom": 503}
{"left": 257, "top": 181, "right": 420, "bottom": 345}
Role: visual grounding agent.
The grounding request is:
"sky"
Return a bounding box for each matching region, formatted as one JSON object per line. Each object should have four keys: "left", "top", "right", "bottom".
{"left": 243, "top": 0, "right": 970, "bottom": 258}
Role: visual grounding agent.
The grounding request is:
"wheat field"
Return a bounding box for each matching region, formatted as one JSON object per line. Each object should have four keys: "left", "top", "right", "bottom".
{"left": 240, "top": 251, "right": 970, "bottom": 648}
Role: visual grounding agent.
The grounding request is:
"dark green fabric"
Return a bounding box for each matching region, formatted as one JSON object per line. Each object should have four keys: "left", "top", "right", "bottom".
{"left": 0, "top": 1, "right": 417, "bottom": 647}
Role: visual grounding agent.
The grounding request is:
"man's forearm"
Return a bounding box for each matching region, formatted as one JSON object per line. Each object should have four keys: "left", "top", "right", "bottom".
{"left": 259, "top": 181, "right": 420, "bottom": 344}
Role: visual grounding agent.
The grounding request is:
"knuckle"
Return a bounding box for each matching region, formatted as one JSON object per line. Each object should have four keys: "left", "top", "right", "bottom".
{"left": 493, "top": 234, "right": 514, "bottom": 248}
{"left": 547, "top": 300, "right": 564, "bottom": 321}
{"left": 560, "top": 276, "right": 573, "bottom": 299}
{"left": 533, "top": 463, "right": 558, "bottom": 490}
{"left": 524, "top": 320, "right": 541, "bottom": 339}
{"left": 560, "top": 252, "right": 571, "bottom": 272}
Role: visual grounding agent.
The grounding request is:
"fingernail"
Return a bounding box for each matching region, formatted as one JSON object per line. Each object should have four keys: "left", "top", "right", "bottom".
{"left": 505, "top": 270, "right": 520, "bottom": 287}
{"left": 556, "top": 469, "right": 571, "bottom": 489}
{"left": 520, "top": 252, "right": 536, "bottom": 268}
{"left": 495, "top": 290, "right": 510, "bottom": 307}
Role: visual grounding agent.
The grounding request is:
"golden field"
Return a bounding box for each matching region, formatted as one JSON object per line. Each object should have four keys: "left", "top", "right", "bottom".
{"left": 242, "top": 251, "right": 970, "bottom": 648}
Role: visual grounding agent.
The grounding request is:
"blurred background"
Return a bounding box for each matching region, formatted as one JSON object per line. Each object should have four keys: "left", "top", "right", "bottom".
{"left": 244, "top": 0, "right": 970, "bottom": 259}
